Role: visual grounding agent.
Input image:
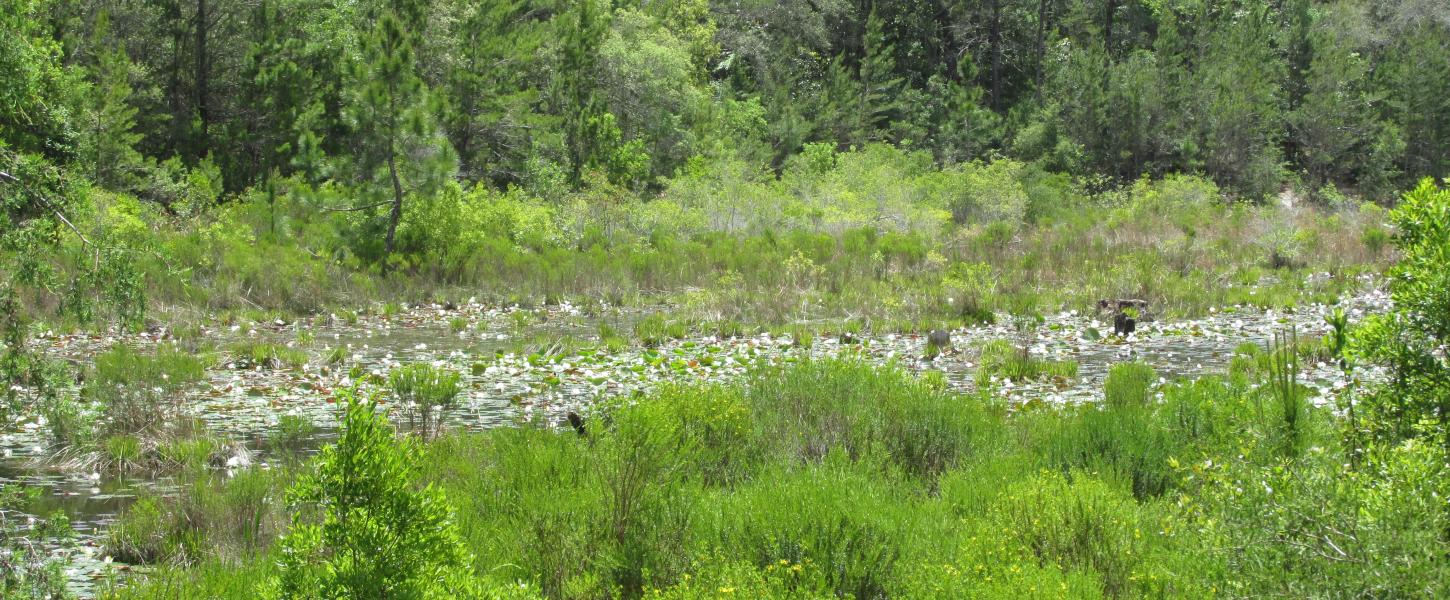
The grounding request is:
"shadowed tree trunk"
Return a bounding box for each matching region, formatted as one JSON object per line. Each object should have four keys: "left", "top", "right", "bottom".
{"left": 195, "top": 0, "right": 209, "bottom": 150}
{"left": 989, "top": 0, "right": 1002, "bottom": 110}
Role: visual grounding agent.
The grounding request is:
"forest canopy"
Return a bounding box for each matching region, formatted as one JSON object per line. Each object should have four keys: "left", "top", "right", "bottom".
{"left": 8, "top": 0, "right": 1447, "bottom": 198}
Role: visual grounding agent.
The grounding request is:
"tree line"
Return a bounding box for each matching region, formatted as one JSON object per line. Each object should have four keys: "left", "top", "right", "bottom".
{"left": 5, "top": 0, "right": 1450, "bottom": 256}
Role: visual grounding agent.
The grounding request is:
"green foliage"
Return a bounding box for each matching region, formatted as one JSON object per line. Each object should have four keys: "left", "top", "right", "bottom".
{"left": 102, "top": 356, "right": 1450, "bottom": 598}
{"left": 388, "top": 363, "right": 462, "bottom": 407}
{"left": 749, "top": 360, "right": 1000, "bottom": 479}
{"left": 0, "top": 0, "right": 79, "bottom": 159}
{"left": 1104, "top": 362, "right": 1156, "bottom": 409}
{"left": 228, "top": 342, "right": 307, "bottom": 370}
{"left": 1352, "top": 179, "right": 1450, "bottom": 448}
{"left": 270, "top": 414, "right": 318, "bottom": 455}
{"left": 81, "top": 14, "right": 144, "bottom": 191}
{"left": 1195, "top": 440, "right": 1450, "bottom": 597}
{"left": 345, "top": 0, "right": 454, "bottom": 266}
{"left": 976, "top": 339, "right": 1078, "bottom": 386}
{"left": 107, "top": 466, "right": 286, "bottom": 566}
{"left": 388, "top": 362, "right": 463, "bottom": 438}
{"left": 1266, "top": 329, "right": 1308, "bottom": 456}
{"left": 268, "top": 389, "right": 478, "bottom": 598}
{"left": 987, "top": 471, "right": 1148, "bottom": 597}
{"left": 86, "top": 344, "right": 207, "bottom": 437}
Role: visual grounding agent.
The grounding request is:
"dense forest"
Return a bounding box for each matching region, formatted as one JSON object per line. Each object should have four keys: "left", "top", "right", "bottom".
{"left": 8, "top": 0, "right": 1450, "bottom": 223}
{"left": 3, "top": 0, "right": 1450, "bottom": 598}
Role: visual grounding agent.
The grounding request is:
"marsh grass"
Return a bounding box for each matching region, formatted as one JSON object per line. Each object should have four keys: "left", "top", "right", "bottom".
{"left": 81, "top": 345, "right": 209, "bottom": 450}
{"left": 975, "top": 339, "right": 1078, "bottom": 386}
{"left": 107, "top": 357, "right": 1448, "bottom": 600}
{"left": 448, "top": 316, "right": 469, "bottom": 333}
{"left": 105, "top": 468, "right": 287, "bottom": 567}
{"left": 634, "top": 313, "right": 688, "bottom": 347}
{"left": 1266, "top": 328, "right": 1309, "bottom": 456}
{"left": 323, "top": 345, "right": 346, "bottom": 366}
{"left": 225, "top": 342, "right": 307, "bottom": 370}
{"left": 268, "top": 414, "right": 318, "bottom": 456}
{"left": 388, "top": 363, "right": 463, "bottom": 440}
{"left": 1104, "top": 362, "right": 1157, "bottom": 409}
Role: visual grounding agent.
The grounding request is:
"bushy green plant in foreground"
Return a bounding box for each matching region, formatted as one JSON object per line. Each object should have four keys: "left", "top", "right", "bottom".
{"left": 1353, "top": 179, "right": 1450, "bottom": 450}
{"left": 266, "top": 390, "right": 479, "bottom": 599}
{"left": 106, "top": 358, "right": 1450, "bottom": 599}
{"left": 1104, "top": 362, "right": 1156, "bottom": 409}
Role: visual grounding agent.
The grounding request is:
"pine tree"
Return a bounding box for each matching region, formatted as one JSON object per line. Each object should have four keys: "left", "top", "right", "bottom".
{"left": 1290, "top": 12, "right": 1402, "bottom": 196}
{"left": 441, "top": 0, "right": 549, "bottom": 186}
{"left": 347, "top": 0, "right": 451, "bottom": 270}
{"left": 85, "top": 20, "right": 144, "bottom": 190}
{"left": 1379, "top": 23, "right": 1450, "bottom": 185}
{"left": 855, "top": 6, "right": 905, "bottom": 145}
{"left": 558, "top": 0, "right": 611, "bottom": 187}
{"left": 243, "top": 0, "right": 332, "bottom": 183}
{"left": 1195, "top": 5, "right": 1286, "bottom": 199}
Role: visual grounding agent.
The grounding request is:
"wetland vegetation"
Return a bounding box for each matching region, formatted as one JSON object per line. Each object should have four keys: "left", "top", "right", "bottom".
{"left": 4, "top": 0, "right": 1450, "bottom": 597}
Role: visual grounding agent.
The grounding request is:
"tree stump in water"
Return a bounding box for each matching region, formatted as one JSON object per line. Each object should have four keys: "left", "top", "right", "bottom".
{"left": 1113, "top": 312, "right": 1136, "bottom": 336}
{"left": 924, "top": 328, "right": 952, "bottom": 360}
{"left": 1100, "top": 299, "right": 1148, "bottom": 337}
{"left": 928, "top": 329, "right": 951, "bottom": 348}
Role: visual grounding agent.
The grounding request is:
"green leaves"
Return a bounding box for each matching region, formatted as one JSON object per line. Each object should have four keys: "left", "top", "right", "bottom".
{"left": 1352, "top": 179, "right": 1450, "bottom": 448}
{"left": 270, "top": 389, "right": 478, "bottom": 599}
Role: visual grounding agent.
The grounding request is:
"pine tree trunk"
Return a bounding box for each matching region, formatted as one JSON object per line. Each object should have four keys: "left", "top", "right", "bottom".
{"left": 195, "top": 0, "right": 209, "bottom": 152}
{"left": 1103, "top": 0, "right": 1117, "bottom": 63}
{"left": 1035, "top": 0, "right": 1050, "bottom": 95}
{"left": 384, "top": 149, "right": 403, "bottom": 274}
{"left": 990, "top": 0, "right": 1002, "bottom": 110}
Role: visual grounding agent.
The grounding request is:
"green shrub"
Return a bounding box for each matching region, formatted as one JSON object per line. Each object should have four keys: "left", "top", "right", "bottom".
{"left": 267, "top": 390, "right": 479, "bottom": 598}
{"left": 1351, "top": 179, "right": 1450, "bottom": 448}
{"left": 1197, "top": 441, "right": 1450, "bottom": 597}
{"left": 750, "top": 360, "right": 1000, "bottom": 478}
{"left": 1030, "top": 402, "right": 1181, "bottom": 500}
{"left": 1360, "top": 225, "right": 1390, "bottom": 256}
{"left": 705, "top": 458, "right": 912, "bottom": 599}
{"left": 986, "top": 471, "right": 1148, "bottom": 597}
{"left": 418, "top": 428, "right": 594, "bottom": 599}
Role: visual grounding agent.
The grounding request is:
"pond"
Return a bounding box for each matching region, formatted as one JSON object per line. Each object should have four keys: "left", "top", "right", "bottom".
{"left": 3, "top": 275, "right": 1392, "bottom": 596}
